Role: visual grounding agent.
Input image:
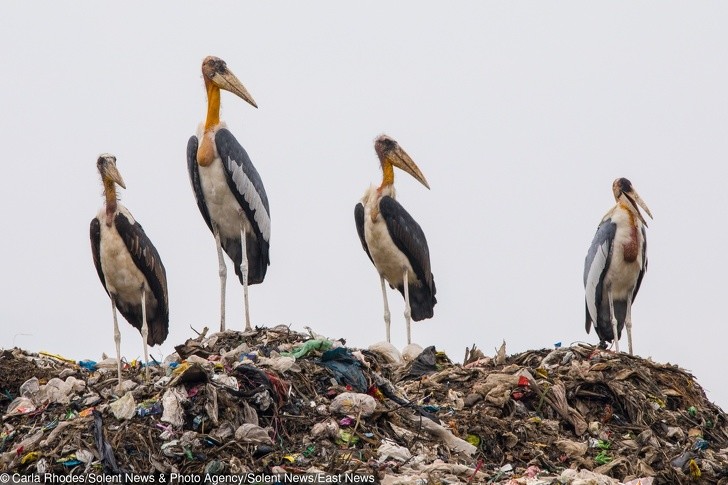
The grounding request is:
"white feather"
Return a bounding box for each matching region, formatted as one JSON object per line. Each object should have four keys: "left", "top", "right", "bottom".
{"left": 196, "top": 124, "right": 270, "bottom": 243}
{"left": 585, "top": 240, "right": 609, "bottom": 322}
{"left": 604, "top": 208, "right": 645, "bottom": 300}
{"left": 226, "top": 155, "right": 270, "bottom": 242}
{"left": 97, "top": 206, "right": 156, "bottom": 308}
{"left": 361, "top": 185, "right": 416, "bottom": 288}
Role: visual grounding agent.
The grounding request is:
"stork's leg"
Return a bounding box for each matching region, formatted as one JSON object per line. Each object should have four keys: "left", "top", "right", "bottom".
{"left": 625, "top": 293, "right": 634, "bottom": 356}
{"left": 214, "top": 226, "right": 227, "bottom": 332}
{"left": 140, "top": 285, "right": 150, "bottom": 383}
{"left": 380, "top": 276, "right": 391, "bottom": 342}
{"left": 607, "top": 290, "right": 620, "bottom": 353}
{"left": 403, "top": 269, "right": 412, "bottom": 345}
{"left": 111, "top": 296, "right": 122, "bottom": 390}
{"left": 240, "top": 229, "right": 251, "bottom": 331}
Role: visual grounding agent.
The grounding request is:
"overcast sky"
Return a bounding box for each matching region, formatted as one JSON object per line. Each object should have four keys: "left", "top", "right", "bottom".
{"left": 2, "top": 3, "right": 727, "bottom": 408}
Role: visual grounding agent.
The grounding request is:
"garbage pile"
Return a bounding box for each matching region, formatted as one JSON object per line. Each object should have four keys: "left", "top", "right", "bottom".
{"left": 2, "top": 326, "right": 728, "bottom": 484}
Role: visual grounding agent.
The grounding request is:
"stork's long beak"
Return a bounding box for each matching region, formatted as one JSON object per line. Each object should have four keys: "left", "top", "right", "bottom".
{"left": 624, "top": 190, "right": 652, "bottom": 226}
{"left": 106, "top": 162, "right": 126, "bottom": 189}
{"left": 388, "top": 146, "right": 430, "bottom": 190}
{"left": 211, "top": 69, "right": 258, "bottom": 109}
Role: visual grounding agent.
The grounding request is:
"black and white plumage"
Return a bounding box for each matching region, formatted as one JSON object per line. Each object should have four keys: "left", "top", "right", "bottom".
{"left": 584, "top": 177, "right": 652, "bottom": 355}
{"left": 90, "top": 154, "right": 169, "bottom": 386}
{"left": 355, "top": 135, "right": 436, "bottom": 344}
{"left": 187, "top": 129, "right": 270, "bottom": 283}
{"left": 187, "top": 56, "right": 269, "bottom": 332}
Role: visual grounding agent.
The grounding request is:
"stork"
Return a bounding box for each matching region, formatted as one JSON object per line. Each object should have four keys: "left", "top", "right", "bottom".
{"left": 355, "top": 135, "right": 436, "bottom": 344}
{"left": 187, "top": 56, "right": 270, "bottom": 332}
{"left": 90, "top": 155, "right": 169, "bottom": 386}
{"left": 584, "top": 177, "right": 653, "bottom": 355}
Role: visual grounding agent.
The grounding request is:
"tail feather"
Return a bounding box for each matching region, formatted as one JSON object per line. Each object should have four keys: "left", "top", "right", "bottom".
{"left": 595, "top": 299, "right": 627, "bottom": 343}
{"left": 223, "top": 233, "right": 268, "bottom": 285}
{"left": 114, "top": 297, "right": 168, "bottom": 346}
{"left": 398, "top": 280, "right": 437, "bottom": 322}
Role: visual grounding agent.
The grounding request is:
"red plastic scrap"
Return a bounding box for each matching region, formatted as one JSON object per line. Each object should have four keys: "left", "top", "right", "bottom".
{"left": 265, "top": 371, "right": 290, "bottom": 404}
{"left": 27, "top": 403, "right": 49, "bottom": 418}
{"left": 367, "top": 385, "right": 385, "bottom": 401}
{"left": 587, "top": 348, "right": 603, "bottom": 360}
{"left": 187, "top": 384, "right": 204, "bottom": 398}
{"left": 468, "top": 459, "right": 483, "bottom": 483}
{"left": 601, "top": 404, "right": 614, "bottom": 423}
{"left": 518, "top": 376, "right": 530, "bottom": 387}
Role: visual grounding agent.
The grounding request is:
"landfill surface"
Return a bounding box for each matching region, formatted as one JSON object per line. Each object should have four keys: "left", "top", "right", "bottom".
{"left": 2, "top": 325, "right": 728, "bottom": 484}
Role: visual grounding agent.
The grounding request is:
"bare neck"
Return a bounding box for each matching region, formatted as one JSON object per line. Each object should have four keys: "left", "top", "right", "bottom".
{"left": 103, "top": 178, "right": 117, "bottom": 226}
{"left": 204, "top": 78, "right": 221, "bottom": 131}
{"left": 378, "top": 161, "right": 394, "bottom": 190}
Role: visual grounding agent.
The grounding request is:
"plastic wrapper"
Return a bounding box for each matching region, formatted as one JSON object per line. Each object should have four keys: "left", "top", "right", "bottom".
{"left": 234, "top": 423, "right": 273, "bottom": 445}
{"left": 377, "top": 439, "right": 412, "bottom": 462}
{"left": 329, "top": 392, "right": 377, "bottom": 417}
{"left": 109, "top": 391, "right": 136, "bottom": 420}
{"left": 160, "top": 386, "right": 188, "bottom": 427}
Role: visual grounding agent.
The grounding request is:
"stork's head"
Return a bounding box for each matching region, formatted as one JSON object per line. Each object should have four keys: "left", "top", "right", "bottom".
{"left": 374, "top": 135, "right": 430, "bottom": 189}
{"left": 613, "top": 177, "right": 652, "bottom": 225}
{"left": 97, "top": 154, "right": 126, "bottom": 189}
{"left": 202, "top": 56, "right": 258, "bottom": 108}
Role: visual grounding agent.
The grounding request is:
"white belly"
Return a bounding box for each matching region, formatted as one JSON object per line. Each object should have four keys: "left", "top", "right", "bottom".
{"left": 199, "top": 158, "right": 253, "bottom": 239}
{"left": 97, "top": 208, "right": 149, "bottom": 305}
{"left": 364, "top": 206, "right": 416, "bottom": 288}
{"left": 604, "top": 225, "right": 643, "bottom": 300}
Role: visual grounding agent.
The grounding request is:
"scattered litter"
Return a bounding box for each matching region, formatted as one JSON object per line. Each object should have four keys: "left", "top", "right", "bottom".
{"left": 329, "top": 392, "right": 377, "bottom": 417}
{"left": 319, "top": 347, "right": 367, "bottom": 392}
{"left": 377, "top": 439, "right": 412, "bottom": 462}
{"left": 368, "top": 341, "right": 401, "bottom": 364}
{"left": 234, "top": 423, "right": 273, "bottom": 445}
{"left": 401, "top": 343, "right": 424, "bottom": 363}
{"left": 2, "top": 330, "right": 728, "bottom": 483}
{"left": 4, "top": 396, "right": 36, "bottom": 418}
{"left": 160, "top": 386, "right": 187, "bottom": 427}
{"left": 109, "top": 392, "right": 136, "bottom": 420}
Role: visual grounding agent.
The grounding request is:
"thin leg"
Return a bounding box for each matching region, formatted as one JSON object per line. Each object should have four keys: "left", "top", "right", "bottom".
{"left": 214, "top": 227, "right": 227, "bottom": 332}
{"left": 625, "top": 293, "right": 634, "bottom": 356}
{"left": 380, "top": 276, "right": 391, "bottom": 342}
{"left": 240, "top": 229, "right": 251, "bottom": 331}
{"left": 607, "top": 290, "right": 620, "bottom": 353}
{"left": 403, "top": 269, "right": 412, "bottom": 345}
{"left": 111, "top": 297, "right": 122, "bottom": 390}
{"left": 140, "top": 285, "right": 150, "bottom": 383}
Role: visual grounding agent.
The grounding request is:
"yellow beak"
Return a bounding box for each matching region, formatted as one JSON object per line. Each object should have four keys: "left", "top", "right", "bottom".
{"left": 105, "top": 161, "right": 126, "bottom": 189}
{"left": 211, "top": 69, "right": 258, "bottom": 109}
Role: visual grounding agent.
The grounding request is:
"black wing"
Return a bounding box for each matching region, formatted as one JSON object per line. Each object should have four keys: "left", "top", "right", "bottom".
{"left": 583, "top": 219, "right": 616, "bottom": 333}
{"left": 187, "top": 136, "right": 213, "bottom": 233}
{"left": 354, "top": 202, "right": 373, "bottom": 263}
{"left": 90, "top": 217, "right": 108, "bottom": 295}
{"left": 216, "top": 129, "right": 270, "bottom": 242}
{"left": 215, "top": 129, "right": 271, "bottom": 281}
{"left": 632, "top": 225, "right": 648, "bottom": 301}
{"left": 114, "top": 212, "right": 169, "bottom": 346}
{"left": 379, "top": 196, "right": 435, "bottom": 298}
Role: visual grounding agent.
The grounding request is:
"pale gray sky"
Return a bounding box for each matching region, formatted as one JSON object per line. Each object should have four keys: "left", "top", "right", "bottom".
{"left": 2, "top": 3, "right": 727, "bottom": 407}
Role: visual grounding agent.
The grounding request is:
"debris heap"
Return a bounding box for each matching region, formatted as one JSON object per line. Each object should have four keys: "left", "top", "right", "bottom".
{"left": 2, "top": 326, "right": 727, "bottom": 484}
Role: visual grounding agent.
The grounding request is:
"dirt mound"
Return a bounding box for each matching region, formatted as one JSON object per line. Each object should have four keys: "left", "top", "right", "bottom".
{"left": 2, "top": 326, "right": 727, "bottom": 484}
